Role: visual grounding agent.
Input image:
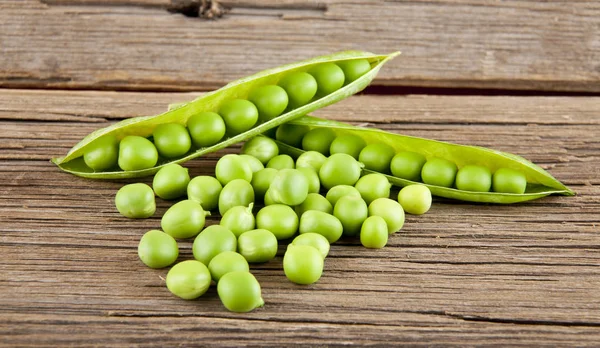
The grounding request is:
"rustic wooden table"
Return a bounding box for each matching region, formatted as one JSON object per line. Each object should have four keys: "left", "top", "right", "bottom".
{"left": 2, "top": 1, "right": 599, "bottom": 346}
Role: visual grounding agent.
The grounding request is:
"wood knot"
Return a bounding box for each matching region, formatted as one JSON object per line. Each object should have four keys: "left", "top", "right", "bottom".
{"left": 167, "top": 0, "right": 229, "bottom": 19}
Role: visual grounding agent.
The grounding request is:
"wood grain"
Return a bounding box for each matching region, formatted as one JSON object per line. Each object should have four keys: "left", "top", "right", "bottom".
{"left": 1, "top": 0, "right": 599, "bottom": 92}
{"left": 1, "top": 89, "right": 599, "bottom": 346}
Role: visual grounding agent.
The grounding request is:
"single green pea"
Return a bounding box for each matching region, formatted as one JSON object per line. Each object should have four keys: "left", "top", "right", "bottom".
{"left": 256, "top": 204, "right": 298, "bottom": 240}
{"left": 192, "top": 225, "right": 237, "bottom": 265}
{"left": 283, "top": 244, "right": 323, "bottom": 285}
{"left": 319, "top": 153, "right": 363, "bottom": 190}
{"left": 138, "top": 230, "right": 179, "bottom": 268}
{"left": 360, "top": 216, "right": 388, "bottom": 249}
{"left": 337, "top": 59, "right": 371, "bottom": 84}
{"left": 299, "top": 210, "right": 343, "bottom": 243}
{"left": 166, "top": 260, "right": 212, "bottom": 300}
{"left": 301, "top": 128, "right": 337, "bottom": 155}
{"left": 325, "top": 185, "right": 362, "bottom": 207}
{"left": 152, "top": 163, "right": 190, "bottom": 200}
{"left": 208, "top": 251, "right": 249, "bottom": 282}
{"left": 308, "top": 63, "right": 345, "bottom": 97}
{"left": 354, "top": 173, "right": 392, "bottom": 205}
{"left": 83, "top": 135, "right": 118, "bottom": 171}
{"left": 217, "top": 271, "right": 264, "bottom": 313}
{"left": 187, "top": 175, "right": 222, "bottom": 211}
{"left": 329, "top": 134, "right": 366, "bottom": 160}
{"left": 492, "top": 168, "right": 527, "bottom": 194}
{"left": 421, "top": 158, "right": 457, "bottom": 188}
{"left": 220, "top": 204, "right": 255, "bottom": 238}
{"left": 215, "top": 154, "right": 253, "bottom": 185}
{"left": 297, "top": 167, "right": 320, "bottom": 194}
{"left": 238, "top": 229, "right": 278, "bottom": 263}
{"left": 270, "top": 169, "right": 309, "bottom": 206}
{"left": 152, "top": 123, "right": 191, "bottom": 159}
{"left": 368, "top": 198, "right": 405, "bottom": 234}
{"left": 248, "top": 85, "right": 289, "bottom": 122}
{"left": 278, "top": 72, "right": 318, "bottom": 108}
{"left": 241, "top": 136, "right": 279, "bottom": 165}
{"left": 295, "top": 193, "right": 333, "bottom": 217}
{"left": 296, "top": 151, "right": 327, "bottom": 172}
{"left": 187, "top": 111, "right": 226, "bottom": 148}
{"left": 263, "top": 188, "right": 277, "bottom": 206}
{"left": 251, "top": 168, "right": 278, "bottom": 200}
{"left": 292, "top": 233, "right": 330, "bottom": 259}
{"left": 397, "top": 184, "right": 432, "bottom": 215}
{"left": 333, "top": 195, "right": 368, "bottom": 237}
{"left": 390, "top": 151, "right": 427, "bottom": 182}
{"left": 266, "top": 154, "right": 295, "bottom": 170}
{"left": 115, "top": 183, "right": 156, "bottom": 219}
{"left": 118, "top": 135, "right": 158, "bottom": 171}
{"left": 275, "top": 124, "right": 310, "bottom": 148}
{"left": 219, "top": 99, "right": 259, "bottom": 136}
{"left": 240, "top": 154, "right": 265, "bottom": 174}
{"left": 455, "top": 165, "right": 492, "bottom": 192}
{"left": 161, "top": 200, "right": 207, "bottom": 239}
{"left": 218, "top": 179, "right": 255, "bottom": 215}
{"left": 359, "top": 143, "right": 395, "bottom": 173}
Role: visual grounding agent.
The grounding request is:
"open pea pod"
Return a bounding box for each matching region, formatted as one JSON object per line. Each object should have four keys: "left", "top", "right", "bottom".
{"left": 271, "top": 116, "right": 574, "bottom": 204}
{"left": 51, "top": 51, "right": 399, "bottom": 179}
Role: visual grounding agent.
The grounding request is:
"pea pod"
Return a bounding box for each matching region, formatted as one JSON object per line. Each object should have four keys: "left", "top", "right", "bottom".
{"left": 51, "top": 51, "right": 400, "bottom": 179}
{"left": 270, "top": 116, "right": 574, "bottom": 204}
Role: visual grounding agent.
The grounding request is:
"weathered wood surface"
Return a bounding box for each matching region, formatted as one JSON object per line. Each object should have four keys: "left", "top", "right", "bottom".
{"left": 2, "top": 0, "right": 600, "bottom": 92}
{"left": 1, "top": 90, "right": 599, "bottom": 346}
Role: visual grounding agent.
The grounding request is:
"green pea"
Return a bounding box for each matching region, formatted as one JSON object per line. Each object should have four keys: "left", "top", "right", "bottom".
{"left": 299, "top": 210, "right": 343, "bottom": 243}
{"left": 192, "top": 225, "right": 237, "bottom": 265}
{"left": 319, "top": 153, "right": 363, "bottom": 189}
{"left": 215, "top": 154, "right": 253, "bottom": 185}
{"left": 492, "top": 168, "right": 527, "bottom": 194}
{"left": 266, "top": 154, "right": 295, "bottom": 170}
{"left": 329, "top": 134, "right": 366, "bottom": 159}
{"left": 390, "top": 151, "right": 427, "bottom": 182}
{"left": 152, "top": 123, "right": 191, "bottom": 158}
{"left": 161, "top": 200, "right": 207, "bottom": 239}
{"left": 333, "top": 195, "right": 368, "bottom": 237}
{"left": 397, "top": 184, "right": 432, "bottom": 215}
{"left": 263, "top": 188, "right": 277, "bottom": 206}
{"left": 359, "top": 143, "right": 395, "bottom": 173}
{"left": 368, "top": 198, "right": 405, "bottom": 234}
{"left": 295, "top": 193, "right": 333, "bottom": 217}
{"left": 241, "top": 136, "right": 279, "bottom": 164}
{"left": 297, "top": 167, "right": 320, "bottom": 194}
{"left": 256, "top": 204, "right": 298, "bottom": 240}
{"left": 292, "top": 233, "right": 330, "bottom": 259}
{"left": 118, "top": 135, "right": 158, "bottom": 171}
{"left": 187, "top": 111, "right": 226, "bottom": 148}
{"left": 220, "top": 204, "right": 255, "bottom": 238}
{"left": 275, "top": 124, "right": 311, "bottom": 148}
{"left": 283, "top": 244, "right": 323, "bottom": 285}
{"left": 296, "top": 151, "right": 327, "bottom": 172}
{"left": 187, "top": 175, "right": 222, "bottom": 211}
{"left": 152, "top": 163, "right": 190, "bottom": 200}
{"left": 337, "top": 59, "right": 371, "bottom": 84}
{"left": 217, "top": 271, "right": 264, "bottom": 313}
{"left": 138, "top": 230, "right": 179, "bottom": 268}
{"left": 166, "top": 260, "right": 211, "bottom": 300}
{"left": 219, "top": 99, "right": 258, "bottom": 136}
{"left": 308, "top": 63, "right": 345, "bottom": 97}
{"left": 360, "top": 216, "right": 388, "bottom": 249}
{"left": 83, "top": 135, "right": 118, "bottom": 171}
{"left": 325, "top": 185, "right": 362, "bottom": 206}
{"left": 421, "top": 158, "right": 457, "bottom": 188}
{"left": 456, "top": 165, "right": 492, "bottom": 192}
{"left": 251, "top": 168, "right": 278, "bottom": 200}
{"left": 270, "top": 169, "right": 309, "bottom": 206}
{"left": 238, "top": 229, "right": 278, "bottom": 263}
{"left": 208, "top": 251, "right": 249, "bottom": 282}
{"left": 302, "top": 128, "right": 336, "bottom": 155}
{"left": 354, "top": 173, "right": 392, "bottom": 205}
{"left": 278, "top": 72, "right": 318, "bottom": 108}
{"left": 248, "top": 85, "right": 289, "bottom": 122}
{"left": 240, "top": 154, "right": 265, "bottom": 174}
{"left": 218, "top": 179, "right": 255, "bottom": 215}
{"left": 115, "top": 183, "right": 155, "bottom": 219}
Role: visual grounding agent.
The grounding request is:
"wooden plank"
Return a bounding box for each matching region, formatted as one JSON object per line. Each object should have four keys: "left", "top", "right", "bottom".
{"left": 1, "top": 0, "right": 599, "bottom": 91}
{"left": 1, "top": 90, "right": 599, "bottom": 346}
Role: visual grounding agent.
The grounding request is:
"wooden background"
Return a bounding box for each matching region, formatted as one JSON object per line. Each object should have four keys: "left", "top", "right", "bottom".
{"left": 1, "top": 0, "right": 599, "bottom": 346}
